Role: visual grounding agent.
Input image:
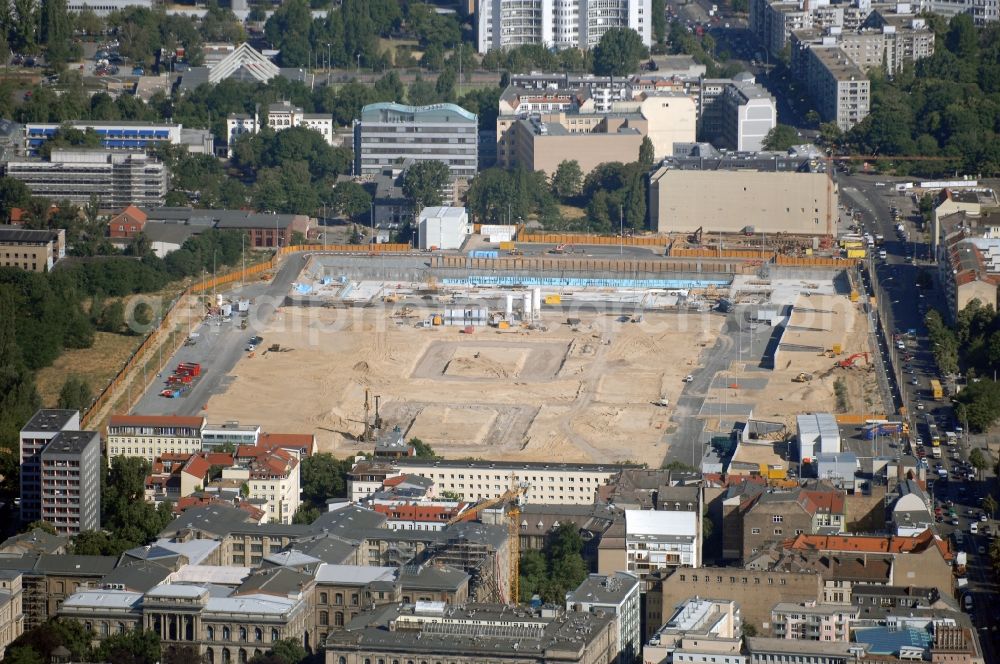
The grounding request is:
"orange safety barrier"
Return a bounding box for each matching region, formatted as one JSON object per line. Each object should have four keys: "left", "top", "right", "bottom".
{"left": 518, "top": 233, "right": 669, "bottom": 247}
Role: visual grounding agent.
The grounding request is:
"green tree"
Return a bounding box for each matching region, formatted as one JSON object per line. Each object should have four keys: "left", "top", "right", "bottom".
{"left": 969, "top": 448, "right": 990, "bottom": 478}
{"left": 264, "top": 0, "right": 312, "bottom": 66}
{"left": 0, "top": 285, "right": 41, "bottom": 468}
{"left": 255, "top": 638, "right": 308, "bottom": 664}
{"left": 292, "top": 504, "right": 320, "bottom": 525}
{"left": 402, "top": 160, "right": 449, "bottom": 210}
{"left": 39, "top": 0, "right": 77, "bottom": 66}
{"left": 57, "top": 375, "right": 91, "bottom": 412}
{"left": 94, "top": 628, "right": 160, "bottom": 664}
{"left": 761, "top": 124, "right": 800, "bottom": 151}
{"left": 409, "top": 437, "right": 437, "bottom": 458}
{"left": 299, "top": 453, "right": 353, "bottom": 509}
{"left": 593, "top": 28, "right": 649, "bottom": 76}
{"left": 983, "top": 493, "right": 998, "bottom": 519}
{"left": 24, "top": 520, "right": 57, "bottom": 535}
{"left": 99, "top": 300, "right": 126, "bottom": 333}
{"left": 5, "top": 619, "right": 90, "bottom": 662}
{"left": 551, "top": 160, "right": 583, "bottom": 201}
{"left": 652, "top": 0, "right": 667, "bottom": 43}
{"left": 330, "top": 181, "right": 372, "bottom": 220}
{"left": 638, "top": 136, "right": 655, "bottom": 167}
{"left": 3, "top": 646, "right": 44, "bottom": 664}
{"left": 162, "top": 644, "right": 207, "bottom": 664}
{"left": 407, "top": 74, "right": 437, "bottom": 106}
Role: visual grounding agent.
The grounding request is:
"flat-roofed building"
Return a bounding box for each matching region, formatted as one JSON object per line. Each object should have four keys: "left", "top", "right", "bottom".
{"left": 264, "top": 101, "right": 335, "bottom": 145}
{"left": 19, "top": 409, "right": 80, "bottom": 523}
{"left": 201, "top": 422, "right": 261, "bottom": 450}
{"left": 770, "top": 600, "right": 857, "bottom": 641}
{"left": 797, "top": 45, "right": 870, "bottom": 130}
{"left": 599, "top": 510, "right": 700, "bottom": 581}
{"left": 39, "top": 430, "right": 101, "bottom": 535}
{"left": 648, "top": 167, "right": 832, "bottom": 234}
{"left": 325, "top": 601, "right": 619, "bottom": 664}
{"left": 106, "top": 415, "right": 206, "bottom": 463}
{"left": 0, "top": 225, "right": 65, "bottom": 272}
{"left": 5, "top": 149, "right": 169, "bottom": 208}
{"left": 22, "top": 121, "right": 212, "bottom": 156}
{"left": 353, "top": 103, "right": 478, "bottom": 183}
{"left": 567, "top": 572, "right": 641, "bottom": 664}
{"left": 644, "top": 597, "right": 745, "bottom": 664}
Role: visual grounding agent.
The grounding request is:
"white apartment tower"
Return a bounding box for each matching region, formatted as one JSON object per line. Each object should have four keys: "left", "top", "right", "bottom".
{"left": 476, "top": 0, "right": 653, "bottom": 53}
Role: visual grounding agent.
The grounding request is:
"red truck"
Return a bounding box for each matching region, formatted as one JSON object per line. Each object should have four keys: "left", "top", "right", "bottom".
{"left": 176, "top": 362, "right": 201, "bottom": 377}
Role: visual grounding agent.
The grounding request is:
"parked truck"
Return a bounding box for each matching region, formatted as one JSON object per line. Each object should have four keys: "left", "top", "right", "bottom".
{"left": 930, "top": 379, "right": 943, "bottom": 401}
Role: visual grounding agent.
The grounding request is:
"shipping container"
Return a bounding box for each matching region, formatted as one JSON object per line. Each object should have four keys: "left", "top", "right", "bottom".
{"left": 847, "top": 249, "right": 867, "bottom": 258}
{"left": 930, "top": 379, "right": 943, "bottom": 400}
{"left": 544, "top": 294, "right": 561, "bottom": 305}
{"left": 470, "top": 250, "right": 499, "bottom": 259}
{"left": 499, "top": 241, "right": 515, "bottom": 251}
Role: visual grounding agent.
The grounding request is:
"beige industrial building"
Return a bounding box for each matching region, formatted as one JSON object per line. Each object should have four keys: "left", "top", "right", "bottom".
{"left": 648, "top": 168, "right": 833, "bottom": 235}
{"left": 0, "top": 226, "right": 65, "bottom": 272}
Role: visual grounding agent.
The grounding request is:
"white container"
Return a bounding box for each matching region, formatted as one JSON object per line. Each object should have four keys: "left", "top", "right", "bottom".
{"left": 505, "top": 295, "right": 513, "bottom": 318}
{"left": 523, "top": 292, "right": 532, "bottom": 318}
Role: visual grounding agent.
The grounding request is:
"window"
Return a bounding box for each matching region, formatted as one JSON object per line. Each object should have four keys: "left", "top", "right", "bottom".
{"left": 335, "top": 593, "right": 344, "bottom": 605}
{"left": 223, "top": 627, "right": 231, "bottom": 640}
{"left": 774, "top": 528, "right": 783, "bottom": 535}
{"left": 271, "top": 629, "right": 279, "bottom": 642}
{"left": 239, "top": 627, "right": 247, "bottom": 642}
{"left": 254, "top": 628, "right": 262, "bottom": 642}
{"left": 751, "top": 528, "right": 760, "bottom": 534}
{"left": 320, "top": 592, "right": 328, "bottom": 604}
{"left": 207, "top": 626, "right": 215, "bottom": 641}
{"left": 772, "top": 515, "right": 783, "bottom": 523}
{"left": 335, "top": 612, "right": 344, "bottom": 627}
{"left": 320, "top": 612, "right": 329, "bottom": 626}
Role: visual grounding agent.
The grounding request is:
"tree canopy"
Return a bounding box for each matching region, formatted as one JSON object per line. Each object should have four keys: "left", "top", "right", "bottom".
{"left": 593, "top": 28, "right": 649, "bottom": 77}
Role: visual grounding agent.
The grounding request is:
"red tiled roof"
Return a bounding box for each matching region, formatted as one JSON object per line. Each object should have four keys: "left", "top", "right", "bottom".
{"left": 800, "top": 490, "right": 845, "bottom": 514}
{"left": 182, "top": 455, "right": 212, "bottom": 479}
{"left": 371, "top": 502, "right": 467, "bottom": 522}
{"left": 109, "top": 415, "right": 205, "bottom": 428}
{"left": 259, "top": 433, "right": 315, "bottom": 456}
{"left": 786, "top": 529, "right": 951, "bottom": 561}
{"left": 174, "top": 496, "right": 265, "bottom": 521}
{"left": 117, "top": 205, "right": 148, "bottom": 223}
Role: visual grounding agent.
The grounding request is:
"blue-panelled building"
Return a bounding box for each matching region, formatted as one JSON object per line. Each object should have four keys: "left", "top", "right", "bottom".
{"left": 22, "top": 122, "right": 212, "bottom": 156}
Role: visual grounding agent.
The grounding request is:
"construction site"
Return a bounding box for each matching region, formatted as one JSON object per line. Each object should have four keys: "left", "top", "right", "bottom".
{"left": 198, "top": 250, "right": 881, "bottom": 468}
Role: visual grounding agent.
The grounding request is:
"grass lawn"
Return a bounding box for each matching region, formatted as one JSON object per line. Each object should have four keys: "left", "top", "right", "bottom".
{"left": 36, "top": 331, "right": 138, "bottom": 407}
{"left": 558, "top": 204, "right": 587, "bottom": 220}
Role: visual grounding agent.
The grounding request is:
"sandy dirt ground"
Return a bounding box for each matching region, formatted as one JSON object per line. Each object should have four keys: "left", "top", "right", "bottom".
{"left": 708, "top": 298, "right": 880, "bottom": 433}
{"left": 203, "top": 307, "right": 725, "bottom": 466}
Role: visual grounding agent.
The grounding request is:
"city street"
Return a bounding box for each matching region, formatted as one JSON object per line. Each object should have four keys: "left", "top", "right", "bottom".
{"left": 842, "top": 174, "right": 998, "bottom": 653}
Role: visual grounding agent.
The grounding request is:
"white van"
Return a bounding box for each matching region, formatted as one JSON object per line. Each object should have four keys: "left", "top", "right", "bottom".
{"left": 970, "top": 522, "right": 979, "bottom": 535}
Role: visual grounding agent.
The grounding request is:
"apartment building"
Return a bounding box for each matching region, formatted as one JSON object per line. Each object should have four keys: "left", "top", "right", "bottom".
{"left": 19, "top": 410, "right": 80, "bottom": 523}
{"left": 0, "top": 225, "right": 65, "bottom": 272}
{"left": 744, "top": 637, "right": 858, "bottom": 664}
{"left": 39, "top": 430, "right": 101, "bottom": 536}
{"left": 383, "top": 458, "right": 634, "bottom": 505}
{"left": 799, "top": 46, "right": 870, "bottom": 130}
{"left": 265, "top": 101, "right": 335, "bottom": 145}
{"left": 324, "top": 601, "right": 619, "bottom": 664}
{"left": 935, "top": 207, "right": 1000, "bottom": 323}
{"left": 698, "top": 76, "right": 776, "bottom": 152}
{"left": 106, "top": 415, "right": 206, "bottom": 463}
{"left": 598, "top": 510, "right": 700, "bottom": 582}
{"left": 770, "top": 601, "right": 857, "bottom": 641}
{"left": 4, "top": 149, "right": 169, "bottom": 208}
{"left": 566, "top": 573, "right": 641, "bottom": 664}
{"left": 644, "top": 598, "right": 745, "bottom": 664}
{"left": 476, "top": 0, "right": 652, "bottom": 53}
{"left": 739, "top": 487, "right": 846, "bottom": 562}
{"left": 919, "top": 0, "right": 999, "bottom": 24}
{"left": 353, "top": 103, "right": 478, "bottom": 183}
{"left": 225, "top": 446, "right": 301, "bottom": 525}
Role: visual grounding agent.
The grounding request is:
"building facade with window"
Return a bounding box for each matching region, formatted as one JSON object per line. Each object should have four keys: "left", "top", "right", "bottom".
{"left": 39, "top": 430, "right": 101, "bottom": 536}
{"left": 19, "top": 409, "right": 81, "bottom": 525}
{"left": 106, "top": 415, "right": 206, "bottom": 463}
{"left": 353, "top": 103, "right": 478, "bottom": 184}
{"left": 475, "top": 0, "right": 653, "bottom": 53}
{"left": 0, "top": 226, "right": 65, "bottom": 272}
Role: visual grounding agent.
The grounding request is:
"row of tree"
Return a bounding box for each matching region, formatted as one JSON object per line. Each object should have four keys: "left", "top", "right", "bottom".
{"left": 838, "top": 15, "right": 1000, "bottom": 176}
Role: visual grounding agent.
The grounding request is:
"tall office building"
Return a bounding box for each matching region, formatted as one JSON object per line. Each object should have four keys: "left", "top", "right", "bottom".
{"left": 39, "top": 430, "right": 101, "bottom": 536}
{"left": 476, "top": 0, "right": 653, "bottom": 53}
{"left": 19, "top": 410, "right": 80, "bottom": 524}
{"left": 353, "top": 103, "right": 478, "bottom": 183}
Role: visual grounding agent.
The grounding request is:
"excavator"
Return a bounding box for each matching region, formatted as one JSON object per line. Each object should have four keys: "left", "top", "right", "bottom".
{"left": 549, "top": 243, "right": 574, "bottom": 254}
{"left": 836, "top": 352, "right": 870, "bottom": 369}
{"left": 688, "top": 226, "right": 703, "bottom": 245}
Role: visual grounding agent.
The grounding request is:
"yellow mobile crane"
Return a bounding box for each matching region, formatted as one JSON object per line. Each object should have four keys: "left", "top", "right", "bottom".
{"left": 446, "top": 483, "right": 528, "bottom": 604}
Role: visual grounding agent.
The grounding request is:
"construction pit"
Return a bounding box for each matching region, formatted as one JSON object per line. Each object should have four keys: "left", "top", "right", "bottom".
{"left": 202, "top": 262, "right": 880, "bottom": 467}
{"left": 202, "top": 267, "right": 730, "bottom": 466}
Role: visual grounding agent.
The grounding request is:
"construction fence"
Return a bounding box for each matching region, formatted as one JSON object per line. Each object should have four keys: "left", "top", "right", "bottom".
{"left": 431, "top": 255, "right": 754, "bottom": 274}
{"left": 517, "top": 233, "right": 668, "bottom": 246}
{"left": 81, "top": 243, "right": 413, "bottom": 429}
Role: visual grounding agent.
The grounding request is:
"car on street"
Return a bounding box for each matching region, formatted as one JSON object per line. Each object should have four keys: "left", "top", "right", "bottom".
{"left": 683, "top": 375, "right": 694, "bottom": 382}
{"left": 245, "top": 344, "right": 255, "bottom": 352}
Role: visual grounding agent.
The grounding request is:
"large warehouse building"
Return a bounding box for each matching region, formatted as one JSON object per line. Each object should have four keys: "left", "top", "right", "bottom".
{"left": 648, "top": 167, "right": 834, "bottom": 235}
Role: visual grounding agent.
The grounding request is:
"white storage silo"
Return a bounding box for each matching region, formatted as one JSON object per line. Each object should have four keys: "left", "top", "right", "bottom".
{"left": 532, "top": 288, "right": 541, "bottom": 314}
{"left": 505, "top": 294, "right": 513, "bottom": 318}
{"left": 523, "top": 292, "right": 532, "bottom": 319}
